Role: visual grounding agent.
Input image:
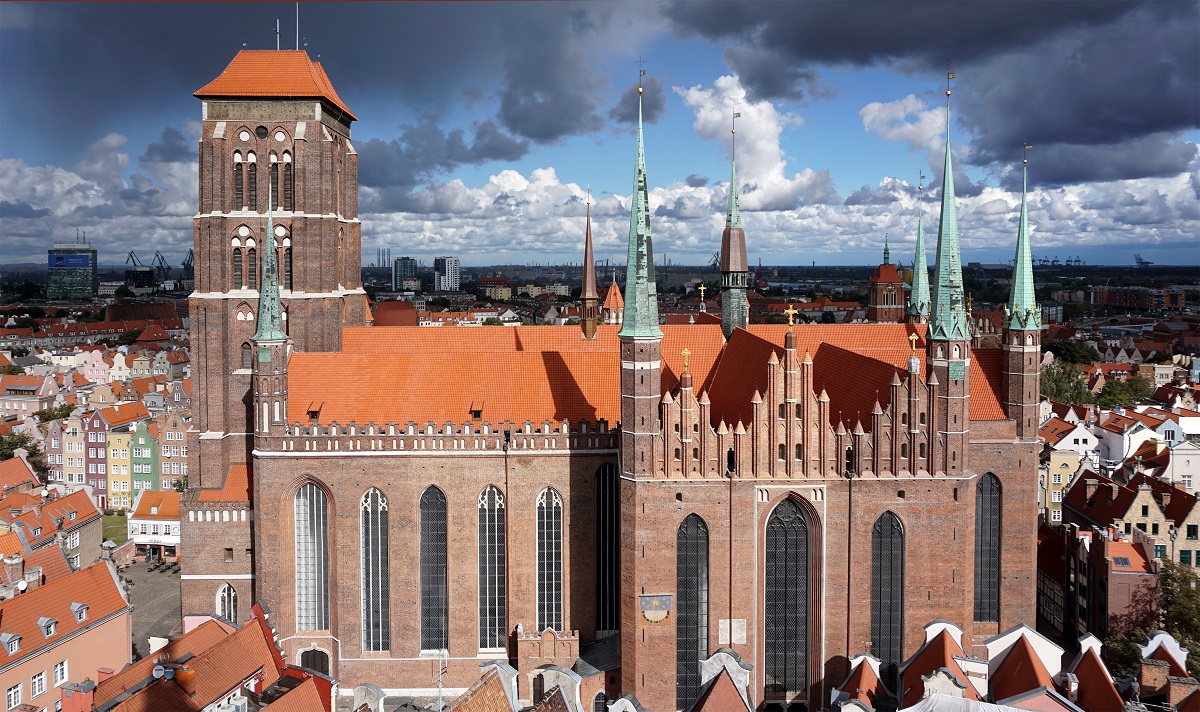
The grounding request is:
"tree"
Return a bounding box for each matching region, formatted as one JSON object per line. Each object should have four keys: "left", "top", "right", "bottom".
{"left": 1098, "top": 375, "right": 1155, "bottom": 407}
{"left": 33, "top": 403, "right": 74, "bottom": 422}
{"left": 1040, "top": 362, "right": 1093, "bottom": 404}
{"left": 820, "top": 311, "right": 836, "bottom": 324}
{"left": 173, "top": 476, "right": 188, "bottom": 493}
{"left": 0, "top": 433, "right": 48, "bottom": 480}
{"left": 1045, "top": 339, "right": 1102, "bottom": 364}
{"left": 114, "top": 285, "right": 135, "bottom": 298}
{"left": 117, "top": 328, "right": 143, "bottom": 346}
{"left": 1105, "top": 561, "right": 1200, "bottom": 679}
{"left": 482, "top": 317, "right": 505, "bottom": 326}
{"left": 1, "top": 365, "right": 22, "bottom": 376}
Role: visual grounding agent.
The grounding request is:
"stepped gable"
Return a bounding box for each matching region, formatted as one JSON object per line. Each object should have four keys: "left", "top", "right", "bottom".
{"left": 194, "top": 49, "right": 356, "bottom": 119}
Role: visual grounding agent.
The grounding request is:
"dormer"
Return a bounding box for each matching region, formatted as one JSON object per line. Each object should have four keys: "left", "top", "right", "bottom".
{"left": 70, "top": 602, "right": 87, "bottom": 622}
{"left": 38, "top": 617, "right": 56, "bottom": 638}
{"left": 1, "top": 632, "right": 20, "bottom": 655}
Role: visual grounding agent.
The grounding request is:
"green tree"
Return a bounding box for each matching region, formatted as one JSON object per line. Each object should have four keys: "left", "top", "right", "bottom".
{"left": 33, "top": 403, "right": 74, "bottom": 422}
{"left": 820, "top": 311, "right": 836, "bottom": 324}
{"left": 1045, "top": 339, "right": 1102, "bottom": 364}
{"left": 1040, "top": 362, "right": 1093, "bottom": 404}
{"left": 116, "top": 328, "right": 143, "bottom": 346}
{"left": 1, "top": 365, "right": 22, "bottom": 376}
{"left": 114, "top": 285, "right": 135, "bottom": 298}
{"left": 1098, "top": 375, "right": 1155, "bottom": 407}
{"left": 1105, "top": 561, "right": 1200, "bottom": 679}
{"left": 0, "top": 433, "right": 48, "bottom": 480}
{"left": 482, "top": 317, "right": 504, "bottom": 326}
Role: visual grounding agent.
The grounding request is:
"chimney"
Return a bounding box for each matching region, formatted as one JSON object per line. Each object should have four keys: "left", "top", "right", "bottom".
{"left": 1086, "top": 480, "right": 1098, "bottom": 500}
{"left": 1060, "top": 672, "right": 1079, "bottom": 704}
{"left": 1163, "top": 492, "right": 1172, "bottom": 509}
{"left": 23, "top": 566, "right": 41, "bottom": 592}
{"left": 174, "top": 665, "right": 197, "bottom": 697}
{"left": 96, "top": 668, "right": 114, "bottom": 683}
{"left": 59, "top": 679, "right": 96, "bottom": 712}
{"left": 1110, "top": 483, "right": 1119, "bottom": 503}
{"left": 3, "top": 554, "right": 23, "bottom": 584}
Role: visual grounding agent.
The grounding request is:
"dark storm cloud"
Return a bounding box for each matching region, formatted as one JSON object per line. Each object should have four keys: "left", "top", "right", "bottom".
{"left": 722, "top": 46, "right": 831, "bottom": 104}
{"left": 609, "top": 76, "right": 668, "bottom": 125}
{"left": 844, "top": 185, "right": 901, "bottom": 206}
{"left": 685, "top": 174, "right": 708, "bottom": 188}
{"left": 357, "top": 118, "right": 530, "bottom": 191}
{"left": 139, "top": 127, "right": 192, "bottom": 164}
{"left": 0, "top": 200, "right": 50, "bottom": 219}
{"left": 996, "top": 134, "right": 1198, "bottom": 189}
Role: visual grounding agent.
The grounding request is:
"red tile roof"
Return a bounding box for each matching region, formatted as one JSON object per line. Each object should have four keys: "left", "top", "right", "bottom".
{"left": 130, "top": 491, "right": 181, "bottom": 520}
{"left": 259, "top": 676, "right": 326, "bottom": 712}
{"left": 373, "top": 301, "right": 419, "bottom": 327}
{"left": 870, "top": 263, "right": 904, "bottom": 284}
{"left": 989, "top": 635, "right": 1055, "bottom": 703}
{"left": 195, "top": 50, "right": 356, "bottom": 120}
{"left": 900, "top": 629, "right": 977, "bottom": 708}
{"left": 1151, "top": 645, "right": 1189, "bottom": 678}
{"left": 447, "top": 667, "right": 512, "bottom": 712}
{"left": 838, "top": 657, "right": 886, "bottom": 707}
{"left": 1070, "top": 647, "right": 1122, "bottom": 711}
{"left": 135, "top": 325, "right": 170, "bottom": 342}
{"left": 0, "top": 545, "right": 70, "bottom": 587}
{"left": 1063, "top": 470, "right": 1136, "bottom": 527}
{"left": 196, "top": 465, "right": 252, "bottom": 503}
{"left": 1109, "top": 540, "right": 1153, "bottom": 573}
{"left": 694, "top": 667, "right": 751, "bottom": 711}
{"left": 98, "top": 401, "right": 151, "bottom": 428}
{"left": 1039, "top": 417, "right": 1078, "bottom": 447}
{"left": 92, "top": 620, "right": 229, "bottom": 709}
{"left": 0, "top": 457, "right": 36, "bottom": 491}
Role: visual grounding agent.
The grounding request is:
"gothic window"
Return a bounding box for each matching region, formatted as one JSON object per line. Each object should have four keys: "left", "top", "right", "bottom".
{"left": 975, "top": 474, "right": 1002, "bottom": 622}
{"left": 727, "top": 448, "right": 736, "bottom": 474}
{"left": 269, "top": 155, "right": 280, "bottom": 210}
{"left": 537, "top": 488, "right": 563, "bottom": 632}
{"left": 420, "top": 486, "right": 449, "bottom": 651}
{"left": 765, "top": 498, "right": 809, "bottom": 696}
{"left": 233, "top": 153, "right": 244, "bottom": 210}
{"left": 845, "top": 446, "right": 855, "bottom": 473}
{"left": 872, "top": 511, "right": 905, "bottom": 690}
{"left": 361, "top": 488, "right": 389, "bottom": 652}
{"left": 241, "top": 342, "right": 252, "bottom": 369}
{"left": 900, "top": 443, "right": 908, "bottom": 459}
{"left": 478, "top": 486, "right": 507, "bottom": 649}
{"left": 299, "top": 649, "right": 329, "bottom": 676}
{"left": 282, "top": 247, "right": 293, "bottom": 291}
{"left": 216, "top": 583, "right": 238, "bottom": 623}
{"left": 283, "top": 153, "right": 294, "bottom": 211}
{"left": 246, "top": 152, "right": 257, "bottom": 209}
{"left": 919, "top": 442, "right": 927, "bottom": 459}
{"left": 676, "top": 514, "right": 709, "bottom": 711}
{"left": 232, "top": 248, "right": 243, "bottom": 289}
{"left": 595, "top": 465, "right": 619, "bottom": 637}
{"left": 247, "top": 248, "right": 258, "bottom": 291}
{"left": 592, "top": 692, "right": 608, "bottom": 712}
{"left": 533, "top": 674, "right": 545, "bottom": 705}
{"left": 294, "top": 483, "right": 329, "bottom": 631}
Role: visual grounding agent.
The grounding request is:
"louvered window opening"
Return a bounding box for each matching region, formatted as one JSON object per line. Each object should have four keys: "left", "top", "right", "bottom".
{"left": 270, "top": 163, "right": 280, "bottom": 210}
{"left": 478, "top": 486, "right": 507, "bottom": 649}
{"left": 765, "top": 499, "right": 809, "bottom": 696}
{"left": 420, "top": 487, "right": 449, "bottom": 651}
{"left": 232, "top": 249, "right": 243, "bottom": 290}
{"left": 595, "top": 465, "right": 620, "bottom": 636}
{"left": 247, "top": 161, "right": 257, "bottom": 209}
{"left": 282, "top": 249, "right": 293, "bottom": 291}
{"left": 975, "top": 474, "right": 1002, "bottom": 622}
{"left": 283, "top": 163, "right": 294, "bottom": 211}
{"left": 362, "top": 488, "right": 390, "bottom": 652}
{"left": 217, "top": 583, "right": 238, "bottom": 624}
{"left": 247, "top": 249, "right": 258, "bottom": 291}
{"left": 294, "top": 484, "right": 329, "bottom": 630}
{"left": 233, "top": 163, "right": 244, "bottom": 210}
{"left": 676, "top": 514, "right": 709, "bottom": 711}
{"left": 872, "top": 512, "right": 905, "bottom": 691}
{"left": 537, "top": 489, "right": 563, "bottom": 632}
{"left": 299, "top": 649, "right": 329, "bottom": 676}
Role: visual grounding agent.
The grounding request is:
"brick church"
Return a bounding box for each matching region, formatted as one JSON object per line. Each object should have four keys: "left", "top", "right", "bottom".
{"left": 181, "top": 51, "right": 1042, "bottom": 711}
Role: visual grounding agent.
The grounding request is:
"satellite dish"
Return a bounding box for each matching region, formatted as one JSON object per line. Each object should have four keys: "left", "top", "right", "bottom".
{"left": 152, "top": 665, "right": 165, "bottom": 679}
{"left": 40, "top": 489, "right": 48, "bottom": 498}
{"left": 164, "top": 668, "right": 175, "bottom": 680}
{"left": 16, "top": 580, "right": 27, "bottom": 592}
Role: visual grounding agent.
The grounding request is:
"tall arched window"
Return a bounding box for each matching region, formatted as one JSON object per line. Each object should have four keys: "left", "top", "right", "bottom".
{"left": 676, "top": 514, "right": 709, "bottom": 711}
{"left": 872, "top": 511, "right": 905, "bottom": 690}
{"left": 233, "top": 152, "right": 244, "bottom": 210}
{"left": 216, "top": 582, "right": 238, "bottom": 623}
{"left": 295, "top": 483, "right": 329, "bottom": 630}
{"left": 246, "top": 152, "right": 257, "bottom": 209}
{"left": 765, "top": 498, "right": 809, "bottom": 697}
{"left": 595, "top": 464, "right": 619, "bottom": 637}
{"left": 282, "top": 152, "right": 294, "bottom": 211}
{"left": 269, "top": 154, "right": 280, "bottom": 210}
{"left": 282, "top": 247, "right": 293, "bottom": 291}
{"left": 478, "top": 486, "right": 506, "bottom": 649}
{"left": 241, "top": 342, "right": 252, "bottom": 369}
{"left": 361, "top": 488, "right": 389, "bottom": 652}
{"left": 592, "top": 692, "right": 608, "bottom": 712}
{"left": 232, "top": 248, "right": 243, "bottom": 289}
{"left": 975, "top": 474, "right": 1002, "bottom": 622}
{"left": 247, "top": 248, "right": 258, "bottom": 291}
{"left": 537, "top": 488, "right": 563, "bottom": 632}
{"left": 420, "top": 486, "right": 448, "bottom": 651}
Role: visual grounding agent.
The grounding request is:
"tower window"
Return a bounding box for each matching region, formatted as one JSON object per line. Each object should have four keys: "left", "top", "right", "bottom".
{"left": 537, "top": 488, "right": 564, "bottom": 632}
{"left": 283, "top": 248, "right": 293, "bottom": 291}
{"left": 420, "top": 486, "right": 449, "bottom": 651}
{"left": 241, "top": 342, "right": 252, "bottom": 369}
{"left": 479, "top": 486, "right": 507, "bottom": 649}
{"left": 361, "top": 488, "right": 390, "bottom": 652}
{"left": 247, "top": 248, "right": 258, "bottom": 291}
{"left": 283, "top": 153, "right": 294, "bottom": 211}
{"left": 232, "top": 248, "right": 243, "bottom": 289}
{"left": 294, "top": 483, "right": 329, "bottom": 631}
{"left": 975, "top": 474, "right": 1002, "bottom": 622}
{"left": 246, "top": 152, "right": 258, "bottom": 209}
{"left": 233, "top": 159, "right": 244, "bottom": 210}
{"left": 765, "top": 499, "right": 809, "bottom": 695}
{"left": 594, "top": 466, "right": 619, "bottom": 637}
{"left": 872, "top": 511, "right": 905, "bottom": 690}
{"left": 676, "top": 514, "right": 709, "bottom": 710}
{"left": 269, "top": 159, "right": 280, "bottom": 210}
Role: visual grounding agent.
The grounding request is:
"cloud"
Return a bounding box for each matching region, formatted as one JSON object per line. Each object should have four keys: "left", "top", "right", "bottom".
{"left": 722, "top": 46, "right": 832, "bottom": 104}
{"left": 0, "top": 200, "right": 50, "bottom": 219}
{"left": 609, "top": 76, "right": 668, "bottom": 125}
{"left": 859, "top": 95, "right": 943, "bottom": 155}
{"left": 684, "top": 174, "right": 708, "bottom": 188}
{"left": 139, "top": 127, "right": 192, "bottom": 164}
{"left": 675, "top": 74, "right": 841, "bottom": 210}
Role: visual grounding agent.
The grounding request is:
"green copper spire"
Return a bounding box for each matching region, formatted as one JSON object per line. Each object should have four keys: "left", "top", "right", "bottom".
{"left": 253, "top": 185, "right": 287, "bottom": 342}
{"left": 1005, "top": 147, "right": 1041, "bottom": 330}
{"left": 883, "top": 234, "right": 890, "bottom": 266}
{"left": 929, "top": 76, "right": 969, "bottom": 342}
{"left": 908, "top": 173, "right": 931, "bottom": 319}
{"left": 618, "top": 73, "right": 662, "bottom": 340}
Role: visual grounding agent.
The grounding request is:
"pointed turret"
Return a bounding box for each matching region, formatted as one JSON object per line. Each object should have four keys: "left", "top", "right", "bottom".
{"left": 253, "top": 187, "right": 287, "bottom": 342}
{"left": 618, "top": 74, "right": 662, "bottom": 340}
{"left": 581, "top": 193, "right": 599, "bottom": 340}
{"left": 883, "top": 235, "right": 891, "bottom": 266}
{"left": 251, "top": 185, "right": 288, "bottom": 436}
{"left": 928, "top": 87, "right": 968, "bottom": 342}
{"left": 720, "top": 112, "right": 749, "bottom": 338}
{"left": 1005, "top": 152, "right": 1040, "bottom": 330}
{"left": 907, "top": 200, "right": 931, "bottom": 322}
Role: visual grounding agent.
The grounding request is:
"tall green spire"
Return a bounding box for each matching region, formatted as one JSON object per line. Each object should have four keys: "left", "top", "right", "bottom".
{"left": 1005, "top": 147, "right": 1040, "bottom": 330}
{"left": 929, "top": 76, "right": 968, "bottom": 342}
{"left": 908, "top": 174, "right": 931, "bottom": 319}
{"left": 618, "top": 73, "right": 662, "bottom": 340}
{"left": 253, "top": 185, "right": 287, "bottom": 342}
{"left": 883, "top": 234, "right": 890, "bottom": 266}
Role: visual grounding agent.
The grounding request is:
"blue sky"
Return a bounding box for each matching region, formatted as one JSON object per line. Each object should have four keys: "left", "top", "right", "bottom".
{"left": 1, "top": 2, "right": 1197, "bottom": 269}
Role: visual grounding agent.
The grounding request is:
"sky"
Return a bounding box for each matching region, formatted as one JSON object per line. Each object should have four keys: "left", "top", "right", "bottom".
{"left": 1, "top": 1, "right": 1197, "bottom": 270}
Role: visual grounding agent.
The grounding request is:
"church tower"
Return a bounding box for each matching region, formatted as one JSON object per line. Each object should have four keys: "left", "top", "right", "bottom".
{"left": 617, "top": 70, "right": 668, "bottom": 707}
{"left": 250, "top": 189, "right": 289, "bottom": 439}
{"left": 719, "top": 113, "right": 749, "bottom": 338}
{"left": 907, "top": 175, "right": 931, "bottom": 324}
{"left": 1002, "top": 147, "right": 1041, "bottom": 440}
{"left": 580, "top": 193, "right": 599, "bottom": 340}
{"left": 926, "top": 74, "right": 971, "bottom": 475}
{"left": 189, "top": 50, "right": 367, "bottom": 490}
{"left": 866, "top": 237, "right": 906, "bottom": 323}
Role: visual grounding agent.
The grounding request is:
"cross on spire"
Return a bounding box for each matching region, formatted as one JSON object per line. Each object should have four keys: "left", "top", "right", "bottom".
{"left": 784, "top": 303, "right": 799, "bottom": 328}
{"left": 681, "top": 347, "right": 691, "bottom": 369}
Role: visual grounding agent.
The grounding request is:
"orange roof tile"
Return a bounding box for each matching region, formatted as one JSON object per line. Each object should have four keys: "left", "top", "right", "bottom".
{"left": 990, "top": 635, "right": 1054, "bottom": 703}
{"left": 839, "top": 657, "right": 886, "bottom": 706}
{"left": 900, "top": 629, "right": 977, "bottom": 708}
{"left": 602, "top": 282, "right": 623, "bottom": 310}
{"left": 870, "top": 263, "right": 904, "bottom": 284}
{"left": 447, "top": 667, "right": 512, "bottom": 712}
{"left": 1070, "top": 647, "right": 1122, "bottom": 711}
{"left": 1109, "top": 540, "right": 1153, "bottom": 573}
{"left": 130, "top": 491, "right": 181, "bottom": 520}
{"left": 694, "top": 667, "right": 751, "bottom": 711}
{"left": 1151, "top": 645, "right": 1189, "bottom": 678}
{"left": 135, "top": 324, "right": 170, "bottom": 342}
{"left": 0, "top": 545, "right": 70, "bottom": 587}
{"left": 259, "top": 676, "right": 326, "bottom": 712}
{"left": 98, "top": 401, "right": 151, "bottom": 428}
{"left": 1063, "top": 470, "right": 1137, "bottom": 528}
{"left": 92, "top": 620, "right": 229, "bottom": 708}
{"left": 1039, "top": 416, "right": 1078, "bottom": 446}
{"left": 0, "top": 457, "right": 36, "bottom": 491}
{"left": 0, "top": 562, "right": 128, "bottom": 667}
{"left": 195, "top": 50, "right": 356, "bottom": 120}
{"left": 196, "top": 464, "right": 252, "bottom": 502}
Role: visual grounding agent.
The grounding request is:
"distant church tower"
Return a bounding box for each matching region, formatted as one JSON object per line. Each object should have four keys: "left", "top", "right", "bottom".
{"left": 720, "top": 113, "right": 749, "bottom": 338}
{"left": 866, "top": 237, "right": 906, "bottom": 323}
{"left": 184, "top": 50, "right": 367, "bottom": 613}
{"left": 1002, "top": 147, "right": 1041, "bottom": 441}
{"left": 580, "top": 193, "right": 599, "bottom": 340}
{"left": 907, "top": 174, "right": 931, "bottom": 324}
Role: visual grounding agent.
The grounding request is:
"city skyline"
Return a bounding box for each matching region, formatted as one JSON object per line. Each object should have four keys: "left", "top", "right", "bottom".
{"left": 1, "top": 1, "right": 1197, "bottom": 269}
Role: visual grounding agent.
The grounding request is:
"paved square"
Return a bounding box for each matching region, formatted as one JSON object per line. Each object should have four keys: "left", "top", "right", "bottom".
{"left": 119, "top": 561, "right": 182, "bottom": 660}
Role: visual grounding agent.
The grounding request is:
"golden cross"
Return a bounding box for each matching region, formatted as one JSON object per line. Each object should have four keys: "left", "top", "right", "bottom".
{"left": 698, "top": 284, "right": 706, "bottom": 300}
{"left": 681, "top": 347, "right": 691, "bottom": 369}
{"left": 784, "top": 303, "right": 799, "bottom": 327}
{"left": 909, "top": 332, "right": 918, "bottom": 354}
{"left": 966, "top": 293, "right": 974, "bottom": 314}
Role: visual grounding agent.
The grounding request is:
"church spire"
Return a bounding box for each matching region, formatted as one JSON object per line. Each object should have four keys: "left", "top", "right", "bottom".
{"left": 618, "top": 68, "right": 662, "bottom": 340}
{"left": 581, "top": 187, "right": 599, "bottom": 339}
{"left": 908, "top": 172, "right": 931, "bottom": 321}
{"left": 1005, "top": 143, "right": 1040, "bottom": 330}
{"left": 883, "top": 234, "right": 890, "bottom": 266}
{"left": 253, "top": 185, "right": 287, "bottom": 342}
{"left": 720, "top": 110, "right": 748, "bottom": 338}
{"left": 929, "top": 71, "right": 968, "bottom": 342}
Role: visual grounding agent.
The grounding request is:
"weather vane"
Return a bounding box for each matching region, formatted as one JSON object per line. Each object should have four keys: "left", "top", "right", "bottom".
{"left": 732, "top": 110, "right": 741, "bottom": 161}
{"left": 636, "top": 57, "right": 646, "bottom": 93}
{"left": 1023, "top": 139, "right": 1033, "bottom": 166}
{"left": 586, "top": 183, "right": 591, "bottom": 206}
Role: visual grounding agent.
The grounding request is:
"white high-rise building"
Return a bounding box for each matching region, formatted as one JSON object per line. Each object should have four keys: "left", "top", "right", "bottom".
{"left": 434, "top": 256, "right": 460, "bottom": 292}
